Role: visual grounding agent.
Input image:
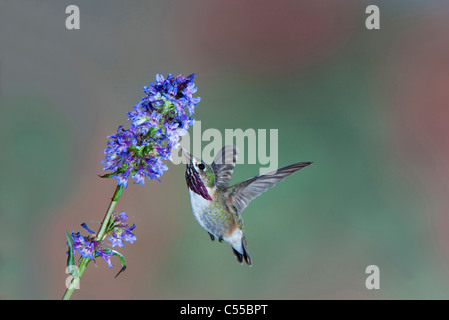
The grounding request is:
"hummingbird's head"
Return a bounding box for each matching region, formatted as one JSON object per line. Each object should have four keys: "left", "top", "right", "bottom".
{"left": 180, "top": 147, "right": 214, "bottom": 200}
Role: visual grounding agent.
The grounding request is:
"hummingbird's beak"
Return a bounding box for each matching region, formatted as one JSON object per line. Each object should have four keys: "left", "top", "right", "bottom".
{"left": 179, "top": 146, "right": 192, "bottom": 164}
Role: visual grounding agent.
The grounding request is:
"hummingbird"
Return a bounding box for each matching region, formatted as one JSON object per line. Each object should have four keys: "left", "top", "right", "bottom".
{"left": 181, "top": 145, "right": 312, "bottom": 266}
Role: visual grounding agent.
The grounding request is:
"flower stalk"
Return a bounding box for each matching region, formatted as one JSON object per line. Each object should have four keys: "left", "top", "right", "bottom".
{"left": 62, "top": 73, "right": 200, "bottom": 300}
{"left": 62, "top": 184, "right": 124, "bottom": 300}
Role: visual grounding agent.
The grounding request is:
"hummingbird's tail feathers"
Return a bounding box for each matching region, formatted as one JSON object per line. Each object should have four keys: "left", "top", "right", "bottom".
{"left": 232, "top": 247, "right": 243, "bottom": 264}
{"left": 226, "top": 161, "right": 313, "bottom": 214}
{"left": 232, "top": 239, "right": 252, "bottom": 266}
{"left": 242, "top": 238, "right": 252, "bottom": 266}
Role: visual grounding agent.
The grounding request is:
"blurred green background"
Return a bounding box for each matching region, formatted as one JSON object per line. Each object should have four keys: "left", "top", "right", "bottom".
{"left": 1, "top": 0, "right": 449, "bottom": 299}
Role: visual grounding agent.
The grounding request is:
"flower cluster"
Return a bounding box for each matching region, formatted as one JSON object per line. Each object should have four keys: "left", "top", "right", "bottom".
{"left": 101, "top": 73, "right": 201, "bottom": 188}
{"left": 69, "top": 212, "right": 136, "bottom": 269}
{"left": 108, "top": 212, "right": 136, "bottom": 248}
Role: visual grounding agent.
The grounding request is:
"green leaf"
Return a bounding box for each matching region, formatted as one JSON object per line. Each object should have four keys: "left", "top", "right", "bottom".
{"left": 100, "top": 248, "right": 127, "bottom": 278}
{"left": 65, "top": 231, "right": 77, "bottom": 277}
{"left": 98, "top": 173, "right": 115, "bottom": 179}
{"left": 112, "top": 250, "right": 127, "bottom": 278}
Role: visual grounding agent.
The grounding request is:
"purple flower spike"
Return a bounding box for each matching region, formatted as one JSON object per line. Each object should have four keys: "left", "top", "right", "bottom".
{"left": 102, "top": 73, "right": 200, "bottom": 187}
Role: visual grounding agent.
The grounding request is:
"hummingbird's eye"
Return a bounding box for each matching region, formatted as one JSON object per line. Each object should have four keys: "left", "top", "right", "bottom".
{"left": 198, "top": 163, "right": 205, "bottom": 171}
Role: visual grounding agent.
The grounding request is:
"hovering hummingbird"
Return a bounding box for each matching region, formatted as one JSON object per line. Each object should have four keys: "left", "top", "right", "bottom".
{"left": 181, "top": 145, "right": 312, "bottom": 266}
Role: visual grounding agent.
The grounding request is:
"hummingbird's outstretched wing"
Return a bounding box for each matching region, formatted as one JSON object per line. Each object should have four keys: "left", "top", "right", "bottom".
{"left": 211, "top": 145, "right": 239, "bottom": 190}
{"left": 226, "top": 162, "right": 313, "bottom": 214}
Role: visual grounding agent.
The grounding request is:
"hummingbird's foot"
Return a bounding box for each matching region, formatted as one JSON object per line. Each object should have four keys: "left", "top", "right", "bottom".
{"left": 208, "top": 232, "right": 215, "bottom": 241}
{"left": 219, "top": 237, "right": 223, "bottom": 243}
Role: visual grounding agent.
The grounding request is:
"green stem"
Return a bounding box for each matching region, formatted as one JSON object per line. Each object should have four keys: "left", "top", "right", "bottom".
{"left": 62, "top": 184, "right": 124, "bottom": 300}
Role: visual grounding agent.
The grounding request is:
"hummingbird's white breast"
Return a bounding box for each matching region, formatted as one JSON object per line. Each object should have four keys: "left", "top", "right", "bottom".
{"left": 189, "top": 189, "right": 213, "bottom": 232}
